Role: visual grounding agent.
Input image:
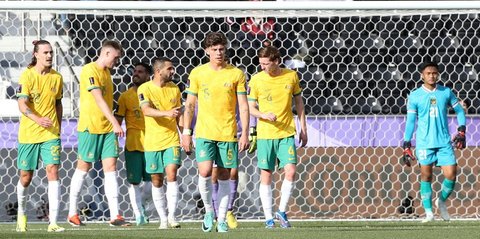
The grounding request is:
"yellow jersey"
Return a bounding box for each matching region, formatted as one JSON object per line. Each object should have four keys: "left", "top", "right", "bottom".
{"left": 116, "top": 87, "right": 145, "bottom": 152}
{"left": 137, "top": 81, "right": 181, "bottom": 151}
{"left": 77, "top": 62, "right": 114, "bottom": 134}
{"left": 248, "top": 68, "right": 302, "bottom": 139}
{"left": 17, "top": 67, "right": 63, "bottom": 144}
{"left": 186, "top": 63, "right": 246, "bottom": 142}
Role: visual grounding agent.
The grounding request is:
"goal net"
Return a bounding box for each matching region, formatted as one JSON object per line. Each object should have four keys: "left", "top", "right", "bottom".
{"left": 0, "top": 1, "right": 479, "bottom": 221}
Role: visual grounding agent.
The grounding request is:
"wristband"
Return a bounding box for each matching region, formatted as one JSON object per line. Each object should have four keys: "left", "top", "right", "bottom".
{"left": 182, "top": 128, "right": 192, "bottom": 136}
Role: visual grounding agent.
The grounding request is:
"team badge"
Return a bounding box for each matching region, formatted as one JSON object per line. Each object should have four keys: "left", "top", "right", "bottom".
{"left": 430, "top": 98, "right": 437, "bottom": 105}
{"left": 89, "top": 77, "right": 95, "bottom": 85}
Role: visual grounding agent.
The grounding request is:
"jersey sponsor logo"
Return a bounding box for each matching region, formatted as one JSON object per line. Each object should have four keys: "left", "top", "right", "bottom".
{"left": 139, "top": 93, "right": 145, "bottom": 101}
{"left": 89, "top": 77, "right": 95, "bottom": 85}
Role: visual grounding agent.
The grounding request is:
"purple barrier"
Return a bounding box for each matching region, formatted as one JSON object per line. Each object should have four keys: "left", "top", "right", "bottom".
{"left": 1, "top": 116, "right": 479, "bottom": 149}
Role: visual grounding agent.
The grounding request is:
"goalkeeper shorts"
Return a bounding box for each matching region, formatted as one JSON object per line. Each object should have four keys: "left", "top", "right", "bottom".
{"left": 415, "top": 145, "right": 456, "bottom": 166}
{"left": 124, "top": 150, "right": 151, "bottom": 184}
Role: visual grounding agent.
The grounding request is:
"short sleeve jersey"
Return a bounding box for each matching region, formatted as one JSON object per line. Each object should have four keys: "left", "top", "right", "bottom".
{"left": 248, "top": 68, "right": 301, "bottom": 139}
{"left": 77, "top": 62, "right": 114, "bottom": 134}
{"left": 137, "top": 81, "right": 181, "bottom": 151}
{"left": 186, "top": 63, "right": 247, "bottom": 142}
{"left": 116, "top": 87, "right": 145, "bottom": 152}
{"left": 17, "top": 67, "right": 63, "bottom": 143}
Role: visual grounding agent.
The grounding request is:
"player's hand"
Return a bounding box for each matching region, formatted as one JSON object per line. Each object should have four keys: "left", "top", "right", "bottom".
{"left": 36, "top": 117, "right": 53, "bottom": 128}
{"left": 238, "top": 133, "right": 250, "bottom": 152}
{"left": 181, "top": 134, "right": 193, "bottom": 155}
{"left": 453, "top": 125, "right": 466, "bottom": 149}
{"left": 401, "top": 141, "right": 416, "bottom": 167}
{"left": 298, "top": 130, "right": 308, "bottom": 147}
{"left": 165, "top": 107, "right": 182, "bottom": 118}
{"left": 261, "top": 113, "right": 276, "bottom": 122}
{"left": 247, "top": 127, "right": 257, "bottom": 154}
{"left": 113, "top": 123, "right": 125, "bottom": 137}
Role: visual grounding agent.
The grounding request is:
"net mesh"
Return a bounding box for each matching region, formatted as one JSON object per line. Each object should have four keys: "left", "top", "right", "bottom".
{"left": 1, "top": 8, "right": 480, "bottom": 221}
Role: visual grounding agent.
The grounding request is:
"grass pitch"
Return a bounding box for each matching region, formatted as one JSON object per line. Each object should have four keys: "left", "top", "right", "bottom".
{"left": 1, "top": 220, "right": 480, "bottom": 239}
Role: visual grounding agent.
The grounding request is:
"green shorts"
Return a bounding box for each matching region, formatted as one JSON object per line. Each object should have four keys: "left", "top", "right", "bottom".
{"left": 257, "top": 136, "right": 297, "bottom": 171}
{"left": 78, "top": 131, "right": 119, "bottom": 162}
{"left": 145, "top": 146, "right": 181, "bottom": 174}
{"left": 17, "top": 139, "right": 61, "bottom": 171}
{"left": 195, "top": 138, "right": 238, "bottom": 169}
{"left": 125, "top": 150, "right": 151, "bottom": 184}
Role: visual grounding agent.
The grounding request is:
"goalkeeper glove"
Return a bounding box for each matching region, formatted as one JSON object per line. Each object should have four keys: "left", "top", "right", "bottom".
{"left": 247, "top": 126, "right": 257, "bottom": 154}
{"left": 453, "top": 125, "right": 466, "bottom": 149}
{"left": 401, "top": 141, "right": 416, "bottom": 167}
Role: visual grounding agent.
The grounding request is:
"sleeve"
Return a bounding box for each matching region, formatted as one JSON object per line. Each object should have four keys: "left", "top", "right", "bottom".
{"left": 16, "top": 71, "right": 30, "bottom": 99}
{"left": 185, "top": 68, "right": 198, "bottom": 96}
{"left": 115, "top": 94, "right": 126, "bottom": 117}
{"left": 236, "top": 71, "right": 247, "bottom": 95}
{"left": 56, "top": 75, "right": 63, "bottom": 100}
{"left": 247, "top": 78, "right": 258, "bottom": 102}
{"left": 449, "top": 90, "right": 466, "bottom": 126}
{"left": 292, "top": 71, "right": 302, "bottom": 96}
{"left": 138, "top": 85, "right": 150, "bottom": 107}
{"left": 82, "top": 65, "right": 101, "bottom": 92}
{"left": 404, "top": 94, "right": 417, "bottom": 141}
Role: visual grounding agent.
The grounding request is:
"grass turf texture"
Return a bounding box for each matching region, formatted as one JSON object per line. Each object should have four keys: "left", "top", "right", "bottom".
{"left": 1, "top": 221, "right": 479, "bottom": 239}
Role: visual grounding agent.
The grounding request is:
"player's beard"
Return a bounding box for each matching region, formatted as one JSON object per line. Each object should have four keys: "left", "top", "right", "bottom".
{"left": 132, "top": 76, "right": 146, "bottom": 87}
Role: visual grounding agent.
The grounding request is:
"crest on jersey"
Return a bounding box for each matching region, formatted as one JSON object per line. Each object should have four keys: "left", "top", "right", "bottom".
{"left": 430, "top": 98, "right": 437, "bottom": 105}
{"left": 89, "top": 77, "right": 95, "bottom": 85}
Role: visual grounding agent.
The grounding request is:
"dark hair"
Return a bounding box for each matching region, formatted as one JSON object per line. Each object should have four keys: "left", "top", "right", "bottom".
{"left": 203, "top": 32, "right": 228, "bottom": 49}
{"left": 419, "top": 62, "right": 439, "bottom": 73}
{"left": 102, "top": 40, "right": 123, "bottom": 52}
{"left": 257, "top": 46, "right": 281, "bottom": 62}
{"left": 152, "top": 57, "right": 172, "bottom": 71}
{"left": 134, "top": 62, "right": 152, "bottom": 75}
{"left": 28, "top": 40, "right": 51, "bottom": 68}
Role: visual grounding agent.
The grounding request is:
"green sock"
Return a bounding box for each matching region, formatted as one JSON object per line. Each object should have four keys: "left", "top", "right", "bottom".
{"left": 420, "top": 181, "right": 432, "bottom": 213}
{"left": 440, "top": 179, "right": 455, "bottom": 202}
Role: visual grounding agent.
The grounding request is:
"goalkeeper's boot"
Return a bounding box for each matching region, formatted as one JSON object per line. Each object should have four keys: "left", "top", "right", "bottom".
{"left": 436, "top": 198, "right": 451, "bottom": 221}
{"left": 47, "top": 223, "right": 65, "bottom": 232}
{"left": 265, "top": 219, "right": 275, "bottom": 229}
{"left": 68, "top": 214, "right": 86, "bottom": 227}
{"left": 201, "top": 211, "right": 215, "bottom": 232}
{"left": 275, "top": 210, "right": 291, "bottom": 228}
{"left": 16, "top": 215, "right": 27, "bottom": 232}
{"left": 226, "top": 210, "right": 238, "bottom": 229}
{"left": 216, "top": 221, "right": 228, "bottom": 233}
{"left": 135, "top": 215, "right": 147, "bottom": 226}
{"left": 421, "top": 212, "right": 435, "bottom": 223}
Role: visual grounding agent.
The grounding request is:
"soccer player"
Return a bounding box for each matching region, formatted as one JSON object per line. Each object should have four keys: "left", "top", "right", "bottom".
{"left": 138, "top": 57, "right": 182, "bottom": 229}
{"left": 247, "top": 46, "right": 308, "bottom": 228}
{"left": 181, "top": 32, "right": 250, "bottom": 233}
{"left": 15, "top": 40, "right": 64, "bottom": 232}
{"left": 67, "top": 40, "right": 130, "bottom": 227}
{"left": 115, "top": 62, "right": 152, "bottom": 226}
{"left": 402, "top": 62, "right": 466, "bottom": 223}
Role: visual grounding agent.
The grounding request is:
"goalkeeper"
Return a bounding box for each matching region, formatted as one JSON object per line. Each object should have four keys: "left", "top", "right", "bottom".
{"left": 402, "top": 62, "right": 466, "bottom": 223}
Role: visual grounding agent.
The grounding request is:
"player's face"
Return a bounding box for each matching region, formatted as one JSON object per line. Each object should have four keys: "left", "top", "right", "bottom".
{"left": 35, "top": 44, "right": 53, "bottom": 68}
{"left": 421, "top": 66, "right": 439, "bottom": 86}
{"left": 159, "top": 61, "right": 175, "bottom": 82}
{"left": 259, "top": 57, "right": 279, "bottom": 76}
{"left": 206, "top": 44, "right": 226, "bottom": 65}
{"left": 132, "top": 65, "right": 150, "bottom": 86}
{"left": 105, "top": 48, "right": 122, "bottom": 69}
